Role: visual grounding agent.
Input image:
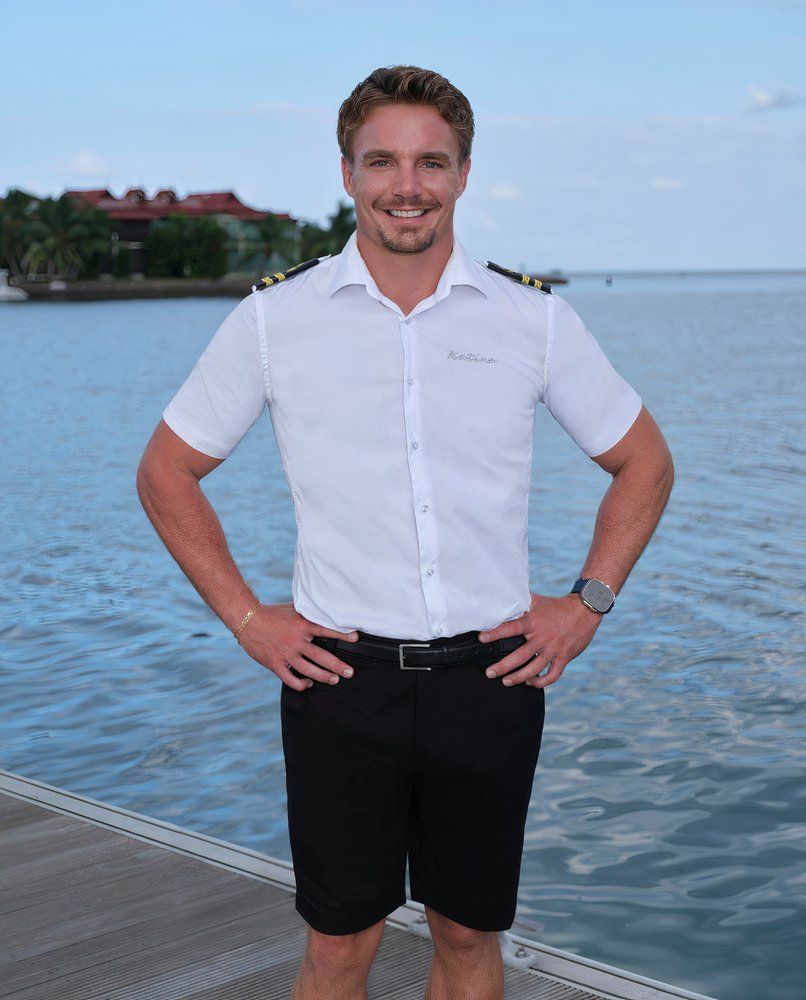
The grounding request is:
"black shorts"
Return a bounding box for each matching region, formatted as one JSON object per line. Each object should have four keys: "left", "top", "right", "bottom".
{"left": 280, "top": 630, "right": 545, "bottom": 935}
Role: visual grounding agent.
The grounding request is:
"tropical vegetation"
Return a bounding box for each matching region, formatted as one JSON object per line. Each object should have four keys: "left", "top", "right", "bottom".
{"left": 0, "top": 189, "right": 110, "bottom": 279}
{"left": 0, "top": 188, "right": 356, "bottom": 281}
{"left": 145, "top": 216, "right": 229, "bottom": 279}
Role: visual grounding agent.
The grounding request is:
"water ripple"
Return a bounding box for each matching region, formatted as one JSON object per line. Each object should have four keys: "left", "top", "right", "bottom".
{"left": 2, "top": 279, "right": 805, "bottom": 1000}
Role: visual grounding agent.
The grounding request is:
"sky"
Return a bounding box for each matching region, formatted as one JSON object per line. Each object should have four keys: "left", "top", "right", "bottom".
{"left": 2, "top": 0, "right": 804, "bottom": 271}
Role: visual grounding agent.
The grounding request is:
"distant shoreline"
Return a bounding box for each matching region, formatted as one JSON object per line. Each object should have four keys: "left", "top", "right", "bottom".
{"left": 6, "top": 271, "right": 567, "bottom": 302}
{"left": 5, "top": 268, "right": 804, "bottom": 303}
{"left": 8, "top": 275, "right": 256, "bottom": 301}
{"left": 567, "top": 267, "right": 806, "bottom": 279}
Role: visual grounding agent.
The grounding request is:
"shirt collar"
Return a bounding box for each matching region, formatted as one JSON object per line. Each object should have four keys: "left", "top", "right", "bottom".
{"left": 328, "top": 230, "right": 488, "bottom": 301}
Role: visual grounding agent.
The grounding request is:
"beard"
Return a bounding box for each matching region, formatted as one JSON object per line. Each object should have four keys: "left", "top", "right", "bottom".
{"left": 374, "top": 215, "right": 440, "bottom": 254}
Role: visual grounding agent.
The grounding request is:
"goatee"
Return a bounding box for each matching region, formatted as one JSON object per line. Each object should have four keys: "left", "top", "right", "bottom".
{"left": 376, "top": 226, "right": 439, "bottom": 254}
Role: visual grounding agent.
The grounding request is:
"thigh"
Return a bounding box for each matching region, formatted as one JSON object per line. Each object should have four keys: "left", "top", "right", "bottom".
{"left": 407, "top": 651, "right": 545, "bottom": 931}
{"left": 280, "top": 646, "right": 416, "bottom": 934}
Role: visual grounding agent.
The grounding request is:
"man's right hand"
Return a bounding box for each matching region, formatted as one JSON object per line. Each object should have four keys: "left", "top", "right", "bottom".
{"left": 236, "top": 602, "right": 360, "bottom": 690}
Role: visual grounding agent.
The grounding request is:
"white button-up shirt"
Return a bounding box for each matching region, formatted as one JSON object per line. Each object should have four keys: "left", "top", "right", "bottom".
{"left": 162, "top": 231, "right": 642, "bottom": 640}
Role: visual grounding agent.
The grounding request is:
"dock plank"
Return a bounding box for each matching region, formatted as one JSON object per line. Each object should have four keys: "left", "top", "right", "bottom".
{"left": 4, "top": 852, "right": 250, "bottom": 955}
{"left": 0, "top": 796, "right": 59, "bottom": 832}
{"left": 0, "top": 779, "right": 716, "bottom": 1000}
{"left": 2, "top": 892, "right": 289, "bottom": 996}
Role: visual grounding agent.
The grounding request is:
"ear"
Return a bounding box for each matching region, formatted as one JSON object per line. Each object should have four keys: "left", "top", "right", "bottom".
{"left": 341, "top": 156, "right": 355, "bottom": 198}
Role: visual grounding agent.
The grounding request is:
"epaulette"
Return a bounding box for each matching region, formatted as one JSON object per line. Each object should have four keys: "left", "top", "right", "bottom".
{"left": 252, "top": 255, "right": 327, "bottom": 292}
{"left": 485, "top": 260, "right": 552, "bottom": 294}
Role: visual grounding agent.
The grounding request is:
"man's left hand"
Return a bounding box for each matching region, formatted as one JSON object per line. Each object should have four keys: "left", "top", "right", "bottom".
{"left": 478, "top": 591, "right": 602, "bottom": 688}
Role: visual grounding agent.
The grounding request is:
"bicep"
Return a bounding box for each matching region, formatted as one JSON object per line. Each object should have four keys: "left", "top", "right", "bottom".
{"left": 590, "top": 404, "right": 674, "bottom": 477}
{"left": 139, "top": 418, "right": 225, "bottom": 483}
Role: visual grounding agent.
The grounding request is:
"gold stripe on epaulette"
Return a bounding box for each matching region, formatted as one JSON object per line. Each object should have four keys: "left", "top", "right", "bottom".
{"left": 485, "top": 259, "right": 552, "bottom": 294}
{"left": 252, "top": 256, "right": 329, "bottom": 292}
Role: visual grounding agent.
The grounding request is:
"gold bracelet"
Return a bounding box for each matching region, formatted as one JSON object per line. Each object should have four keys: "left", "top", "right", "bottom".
{"left": 234, "top": 600, "right": 262, "bottom": 643}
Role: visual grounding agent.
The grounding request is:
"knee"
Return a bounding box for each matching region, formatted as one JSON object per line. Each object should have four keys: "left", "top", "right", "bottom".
{"left": 426, "top": 909, "right": 498, "bottom": 954}
{"left": 305, "top": 920, "right": 384, "bottom": 973}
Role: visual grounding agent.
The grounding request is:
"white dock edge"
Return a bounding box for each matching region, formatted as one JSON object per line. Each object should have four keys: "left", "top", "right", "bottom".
{"left": 0, "top": 768, "right": 717, "bottom": 1000}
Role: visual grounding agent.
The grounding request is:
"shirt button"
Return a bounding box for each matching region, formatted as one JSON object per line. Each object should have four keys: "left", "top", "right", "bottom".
{"left": 435, "top": 627, "right": 443, "bottom": 635}
{"left": 427, "top": 568, "right": 434, "bottom": 576}
{"left": 412, "top": 440, "right": 419, "bottom": 449}
{"left": 421, "top": 504, "right": 429, "bottom": 512}
{"left": 407, "top": 377, "right": 414, "bottom": 385}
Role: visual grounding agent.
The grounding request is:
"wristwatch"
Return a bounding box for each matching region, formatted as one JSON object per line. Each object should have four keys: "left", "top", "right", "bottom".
{"left": 570, "top": 577, "right": 616, "bottom": 614}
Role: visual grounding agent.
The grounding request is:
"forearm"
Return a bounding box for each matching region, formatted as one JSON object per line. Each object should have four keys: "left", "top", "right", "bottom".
{"left": 579, "top": 456, "right": 674, "bottom": 596}
{"left": 136, "top": 468, "right": 258, "bottom": 634}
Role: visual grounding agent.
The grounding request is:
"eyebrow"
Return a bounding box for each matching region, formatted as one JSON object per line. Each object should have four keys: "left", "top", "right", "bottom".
{"left": 361, "top": 149, "right": 454, "bottom": 165}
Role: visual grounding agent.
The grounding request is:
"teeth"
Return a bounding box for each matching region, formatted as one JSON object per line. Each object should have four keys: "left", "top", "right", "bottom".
{"left": 388, "top": 209, "right": 427, "bottom": 217}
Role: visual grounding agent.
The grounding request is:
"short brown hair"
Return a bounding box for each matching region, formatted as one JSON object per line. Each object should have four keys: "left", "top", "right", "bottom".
{"left": 337, "top": 65, "right": 474, "bottom": 166}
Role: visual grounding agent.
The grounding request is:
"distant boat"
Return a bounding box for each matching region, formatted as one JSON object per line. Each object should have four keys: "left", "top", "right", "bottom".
{"left": 605, "top": 274, "right": 613, "bottom": 286}
{"left": 0, "top": 269, "right": 29, "bottom": 302}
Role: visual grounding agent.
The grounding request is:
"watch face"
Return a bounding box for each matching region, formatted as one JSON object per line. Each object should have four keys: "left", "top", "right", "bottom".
{"left": 581, "top": 579, "right": 614, "bottom": 612}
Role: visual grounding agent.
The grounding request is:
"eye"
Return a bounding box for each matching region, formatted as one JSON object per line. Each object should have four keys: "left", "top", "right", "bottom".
{"left": 369, "top": 159, "right": 391, "bottom": 167}
{"left": 423, "top": 161, "right": 444, "bottom": 169}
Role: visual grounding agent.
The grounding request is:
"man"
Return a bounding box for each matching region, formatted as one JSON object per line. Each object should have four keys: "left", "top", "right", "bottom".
{"left": 137, "top": 65, "right": 674, "bottom": 1000}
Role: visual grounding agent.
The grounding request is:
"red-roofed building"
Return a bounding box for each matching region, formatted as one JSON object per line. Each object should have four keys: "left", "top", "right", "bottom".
{"left": 65, "top": 187, "right": 296, "bottom": 275}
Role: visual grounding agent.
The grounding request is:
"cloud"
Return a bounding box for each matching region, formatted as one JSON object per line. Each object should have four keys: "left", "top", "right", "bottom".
{"left": 490, "top": 183, "right": 521, "bottom": 200}
{"left": 746, "top": 84, "right": 806, "bottom": 111}
{"left": 69, "top": 150, "right": 110, "bottom": 177}
{"left": 650, "top": 176, "right": 683, "bottom": 190}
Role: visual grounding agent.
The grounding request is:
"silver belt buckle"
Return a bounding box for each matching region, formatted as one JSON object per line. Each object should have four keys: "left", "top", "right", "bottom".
{"left": 399, "top": 642, "right": 432, "bottom": 670}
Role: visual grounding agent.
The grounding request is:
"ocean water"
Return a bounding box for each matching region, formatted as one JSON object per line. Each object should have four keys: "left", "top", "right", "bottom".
{"left": 1, "top": 272, "right": 804, "bottom": 1000}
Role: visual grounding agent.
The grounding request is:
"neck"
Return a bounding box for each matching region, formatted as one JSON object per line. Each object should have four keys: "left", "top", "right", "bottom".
{"left": 356, "top": 226, "right": 454, "bottom": 316}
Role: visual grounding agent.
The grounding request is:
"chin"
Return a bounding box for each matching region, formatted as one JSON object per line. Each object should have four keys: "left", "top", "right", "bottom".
{"left": 376, "top": 223, "right": 440, "bottom": 255}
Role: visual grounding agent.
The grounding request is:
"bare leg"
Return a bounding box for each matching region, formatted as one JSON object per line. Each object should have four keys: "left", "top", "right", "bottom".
{"left": 291, "top": 918, "right": 387, "bottom": 999}
{"left": 423, "top": 906, "right": 504, "bottom": 1000}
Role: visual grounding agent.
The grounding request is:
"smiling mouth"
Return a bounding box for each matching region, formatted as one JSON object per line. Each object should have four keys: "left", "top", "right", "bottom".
{"left": 383, "top": 208, "right": 432, "bottom": 218}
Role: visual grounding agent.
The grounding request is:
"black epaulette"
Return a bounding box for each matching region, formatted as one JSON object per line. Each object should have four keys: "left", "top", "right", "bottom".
{"left": 252, "top": 256, "right": 326, "bottom": 292}
{"left": 485, "top": 260, "right": 552, "bottom": 294}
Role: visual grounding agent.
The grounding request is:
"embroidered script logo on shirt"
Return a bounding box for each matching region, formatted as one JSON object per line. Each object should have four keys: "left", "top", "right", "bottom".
{"left": 447, "top": 350, "right": 498, "bottom": 365}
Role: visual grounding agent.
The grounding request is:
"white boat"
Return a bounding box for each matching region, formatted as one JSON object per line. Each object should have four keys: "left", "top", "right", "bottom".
{"left": 0, "top": 268, "right": 29, "bottom": 301}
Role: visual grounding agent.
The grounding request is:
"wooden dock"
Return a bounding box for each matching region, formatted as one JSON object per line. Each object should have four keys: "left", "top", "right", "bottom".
{"left": 0, "top": 770, "right": 716, "bottom": 999}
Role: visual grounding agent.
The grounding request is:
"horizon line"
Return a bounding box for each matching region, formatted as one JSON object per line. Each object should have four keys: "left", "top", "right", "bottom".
{"left": 555, "top": 267, "right": 806, "bottom": 277}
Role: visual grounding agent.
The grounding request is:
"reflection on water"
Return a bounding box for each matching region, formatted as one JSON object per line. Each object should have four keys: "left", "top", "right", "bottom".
{"left": 1, "top": 273, "right": 804, "bottom": 1000}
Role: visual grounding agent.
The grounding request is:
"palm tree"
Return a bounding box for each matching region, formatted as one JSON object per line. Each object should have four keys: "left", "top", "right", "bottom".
{"left": 0, "top": 189, "right": 41, "bottom": 276}
{"left": 17, "top": 194, "right": 110, "bottom": 279}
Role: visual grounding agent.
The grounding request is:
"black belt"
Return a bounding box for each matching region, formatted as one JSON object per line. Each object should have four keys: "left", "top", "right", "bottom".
{"left": 313, "top": 629, "right": 527, "bottom": 670}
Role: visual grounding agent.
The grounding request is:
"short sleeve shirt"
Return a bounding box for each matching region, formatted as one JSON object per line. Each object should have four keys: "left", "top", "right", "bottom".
{"left": 162, "top": 231, "right": 642, "bottom": 640}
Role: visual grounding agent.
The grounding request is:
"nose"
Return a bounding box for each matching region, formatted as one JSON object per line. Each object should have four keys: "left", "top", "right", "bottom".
{"left": 391, "top": 163, "right": 422, "bottom": 201}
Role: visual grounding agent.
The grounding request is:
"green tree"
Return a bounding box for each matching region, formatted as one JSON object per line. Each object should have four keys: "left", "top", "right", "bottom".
{"left": 327, "top": 201, "right": 355, "bottom": 251}
{"left": 298, "top": 201, "right": 355, "bottom": 260}
{"left": 145, "top": 215, "right": 228, "bottom": 278}
{"left": 256, "top": 213, "right": 299, "bottom": 269}
{"left": 0, "top": 188, "right": 40, "bottom": 275}
{"left": 1, "top": 190, "right": 109, "bottom": 279}
{"left": 15, "top": 194, "right": 110, "bottom": 279}
{"left": 297, "top": 219, "right": 331, "bottom": 261}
